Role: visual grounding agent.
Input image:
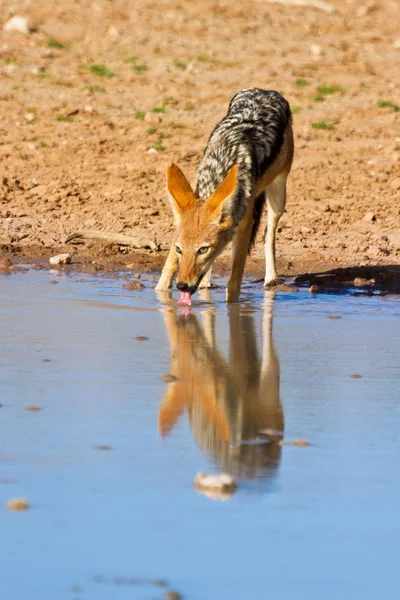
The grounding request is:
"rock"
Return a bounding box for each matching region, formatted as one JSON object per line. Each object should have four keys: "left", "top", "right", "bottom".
{"left": 96, "top": 445, "right": 110, "bottom": 451}
{"left": 194, "top": 473, "right": 236, "bottom": 493}
{"left": 5, "top": 498, "right": 30, "bottom": 511}
{"left": 123, "top": 280, "right": 145, "bottom": 290}
{"left": 3, "top": 16, "right": 29, "bottom": 34}
{"left": 161, "top": 374, "right": 178, "bottom": 382}
{"left": 354, "top": 277, "right": 371, "bottom": 287}
{"left": 25, "top": 405, "right": 41, "bottom": 412}
{"left": 135, "top": 336, "right": 149, "bottom": 341}
{"left": 350, "top": 373, "right": 362, "bottom": 379}
{"left": 49, "top": 253, "right": 71, "bottom": 265}
{"left": 309, "top": 284, "right": 321, "bottom": 293}
{"left": 310, "top": 43, "right": 322, "bottom": 57}
{"left": 362, "top": 211, "right": 376, "bottom": 223}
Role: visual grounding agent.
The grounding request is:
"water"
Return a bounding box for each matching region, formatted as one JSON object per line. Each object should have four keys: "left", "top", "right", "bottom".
{"left": 1, "top": 270, "right": 399, "bottom": 600}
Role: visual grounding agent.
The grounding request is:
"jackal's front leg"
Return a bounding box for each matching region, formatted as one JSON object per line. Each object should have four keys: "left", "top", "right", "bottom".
{"left": 155, "top": 246, "right": 178, "bottom": 290}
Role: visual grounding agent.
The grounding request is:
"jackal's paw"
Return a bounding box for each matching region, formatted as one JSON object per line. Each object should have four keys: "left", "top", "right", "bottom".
{"left": 264, "top": 277, "right": 283, "bottom": 289}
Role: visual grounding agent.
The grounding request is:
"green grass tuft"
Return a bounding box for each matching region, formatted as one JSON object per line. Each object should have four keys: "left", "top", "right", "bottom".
{"left": 56, "top": 115, "right": 74, "bottom": 123}
{"left": 316, "top": 84, "right": 345, "bottom": 95}
{"left": 377, "top": 100, "right": 400, "bottom": 111}
{"left": 135, "top": 111, "right": 146, "bottom": 120}
{"left": 311, "top": 120, "right": 335, "bottom": 131}
{"left": 87, "top": 64, "right": 115, "bottom": 78}
{"left": 153, "top": 139, "right": 165, "bottom": 152}
{"left": 47, "top": 38, "right": 68, "bottom": 50}
{"left": 173, "top": 59, "right": 186, "bottom": 70}
{"left": 295, "top": 78, "right": 308, "bottom": 88}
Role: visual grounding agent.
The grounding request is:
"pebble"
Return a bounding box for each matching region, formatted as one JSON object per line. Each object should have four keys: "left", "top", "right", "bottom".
{"left": 136, "top": 336, "right": 149, "bottom": 341}
{"left": 161, "top": 374, "right": 178, "bottom": 383}
{"left": 3, "top": 16, "right": 29, "bottom": 34}
{"left": 309, "top": 284, "right": 321, "bottom": 293}
{"left": 5, "top": 498, "right": 30, "bottom": 511}
{"left": 96, "top": 445, "right": 110, "bottom": 451}
{"left": 194, "top": 473, "right": 236, "bottom": 493}
{"left": 362, "top": 211, "right": 376, "bottom": 223}
{"left": 350, "top": 373, "right": 362, "bottom": 379}
{"left": 328, "top": 315, "right": 341, "bottom": 319}
{"left": 49, "top": 253, "right": 71, "bottom": 265}
{"left": 123, "top": 280, "right": 145, "bottom": 290}
{"left": 25, "top": 405, "right": 41, "bottom": 412}
{"left": 291, "top": 439, "right": 310, "bottom": 447}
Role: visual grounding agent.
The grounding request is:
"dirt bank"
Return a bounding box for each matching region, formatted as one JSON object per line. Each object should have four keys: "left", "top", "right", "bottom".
{"left": 1, "top": 0, "right": 399, "bottom": 282}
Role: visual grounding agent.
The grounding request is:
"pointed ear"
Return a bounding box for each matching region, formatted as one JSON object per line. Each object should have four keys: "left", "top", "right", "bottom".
{"left": 166, "top": 163, "right": 197, "bottom": 223}
{"left": 206, "top": 164, "right": 238, "bottom": 227}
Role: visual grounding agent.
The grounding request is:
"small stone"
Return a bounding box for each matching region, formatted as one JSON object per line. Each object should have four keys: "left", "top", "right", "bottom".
{"left": 161, "top": 374, "right": 178, "bottom": 383}
{"left": 3, "top": 16, "right": 29, "bottom": 34}
{"left": 310, "top": 43, "right": 322, "bottom": 57}
{"left": 123, "top": 280, "right": 145, "bottom": 290}
{"left": 42, "top": 358, "right": 51, "bottom": 363}
{"left": 390, "top": 177, "right": 400, "bottom": 191}
{"left": 25, "top": 405, "right": 41, "bottom": 412}
{"left": 5, "top": 498, "right": 29, "bottom": 511}
{"left": 354, "top": 277, "right": 370, "bottom": 287}
{"left": 291, "top": 439, "right": 310, "bottom": 447}
{"left": 0, "top": 257, "right": 13, "bottom": 271}
{"left": 309, "top": 284, "right": 321, "bottom": 293}
{"left": 136, "top": 336, "right": 149, "bottom": 341}
{"left": 328, "top": 315, "right": 341, "bottom": 319}
{"left": 49, "top": 253, "right": 71, "bottom": 265}
{"left": 362, "top": 211, "right": 376, "bottom": 223}
{"left": 49, "top": 280, "right": 58, "bottom": 285}
{"left": 194, "top": 473, "right": 236, "bottom": 493}
{"left": 350, "top": 373, "right": 362, "bottom": 379}
{"left": 96, "top": 445, "right": 110, "bottom": 451}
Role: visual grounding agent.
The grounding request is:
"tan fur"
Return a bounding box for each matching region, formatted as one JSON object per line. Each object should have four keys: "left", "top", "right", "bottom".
{"left": 156, "top": 120, "right": 294, "bottom": 301}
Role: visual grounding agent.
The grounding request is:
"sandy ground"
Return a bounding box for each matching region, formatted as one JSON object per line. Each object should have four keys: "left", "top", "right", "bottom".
{"left": 0, "top": 0, "right": 399, "bottom": 287}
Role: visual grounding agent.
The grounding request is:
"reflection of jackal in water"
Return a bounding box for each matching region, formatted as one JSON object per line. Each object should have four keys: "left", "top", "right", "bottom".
{"left": 159, "top": 294, "right": 283, "bottom": 480}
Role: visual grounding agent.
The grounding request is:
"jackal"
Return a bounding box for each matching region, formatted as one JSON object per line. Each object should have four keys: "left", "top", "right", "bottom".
{"left": 156, "top": 88, "right": 294, "bottom": 304}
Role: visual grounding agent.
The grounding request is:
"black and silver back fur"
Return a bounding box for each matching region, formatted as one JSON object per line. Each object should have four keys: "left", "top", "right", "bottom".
{"left": 195, "top": 88, "right": 291, "bottom": 238}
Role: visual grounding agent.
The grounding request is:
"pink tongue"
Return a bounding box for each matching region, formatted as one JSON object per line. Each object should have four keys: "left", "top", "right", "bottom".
{"left": 178, "top": 291, "right": 192, "bottom": 305}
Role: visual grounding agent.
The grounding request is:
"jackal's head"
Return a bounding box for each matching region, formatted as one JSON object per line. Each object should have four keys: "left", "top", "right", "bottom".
{"left": 166, "top": 163, "right": 238, "bottom": 302}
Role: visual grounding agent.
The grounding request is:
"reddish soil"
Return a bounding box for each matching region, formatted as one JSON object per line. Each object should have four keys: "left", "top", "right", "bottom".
{"left": 1, "top": 0, "right": 399, "bottom": 289}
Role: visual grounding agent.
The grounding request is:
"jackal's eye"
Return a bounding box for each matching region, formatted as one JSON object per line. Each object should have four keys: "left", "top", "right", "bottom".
{"left": 175, "top": 245, "right": 182, "bottom": 255}
{"left": 198, "top": 246, "right": 209, "bottom": 255}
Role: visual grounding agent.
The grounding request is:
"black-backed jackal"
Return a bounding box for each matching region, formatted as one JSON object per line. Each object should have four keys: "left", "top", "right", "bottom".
{"left": 156, "top": 88, "right": 294, "bottom": 304}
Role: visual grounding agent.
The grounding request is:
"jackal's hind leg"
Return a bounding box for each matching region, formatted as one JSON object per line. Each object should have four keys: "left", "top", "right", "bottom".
{"left": 264, "top": 175, "right": 287, "bottom": 287}
{"left": 155, "top": 246, "right": 178, "bottom": 290}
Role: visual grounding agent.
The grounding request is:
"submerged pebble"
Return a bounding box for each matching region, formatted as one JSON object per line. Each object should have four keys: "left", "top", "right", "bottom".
{"left": 291, "top": 439, "right": 310, "bottom": 447}
{"left": 25, "top": 405, "right": 41, "bottom": 412}
{"left": 350, "top": 373, "right": 362, "bottom": 379}
{"left": 5, "top": 498, "right": 29, "bottom": 512}
{"left": 123, "top": 280, "right": 145, "bottom": 290}
{"left": 165, "top": 591, "right": 182, "bottom": 600}
{"left": 136, "top": 335, "right": 149, "bottom": 341}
